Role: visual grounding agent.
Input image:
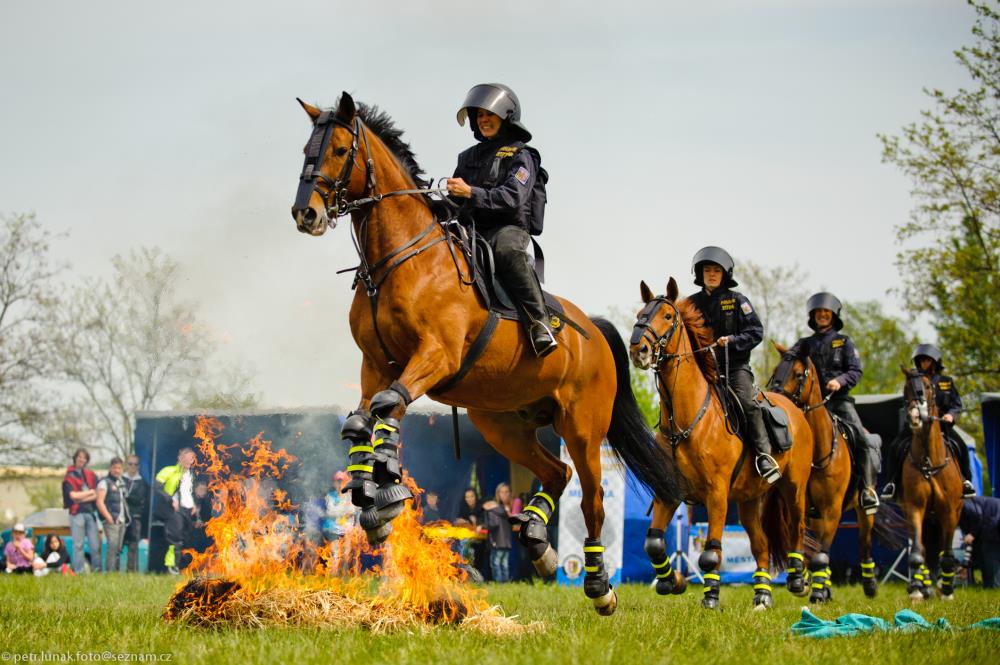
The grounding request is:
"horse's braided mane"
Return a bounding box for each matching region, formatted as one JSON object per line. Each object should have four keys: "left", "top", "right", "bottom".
{"left": 675, "top": 298, "right": 718, "bottom": 383}
{"left": 350, "top": 100, "right": 427, "bottom": 188}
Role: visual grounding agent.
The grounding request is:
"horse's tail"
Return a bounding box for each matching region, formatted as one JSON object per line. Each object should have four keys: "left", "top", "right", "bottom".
{"left": 761, "top": 490, "right": 793, "bottom": 571}
{"left": 591, "top": 316, "right": 681, "bottom": 503}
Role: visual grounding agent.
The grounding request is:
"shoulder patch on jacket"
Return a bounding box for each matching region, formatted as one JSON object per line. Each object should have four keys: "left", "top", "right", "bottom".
{"left": 741, "top": 301, "right": 752, "bottom": 315}
{"left": 513, "top": 166, "right": 529, "bottom": 185}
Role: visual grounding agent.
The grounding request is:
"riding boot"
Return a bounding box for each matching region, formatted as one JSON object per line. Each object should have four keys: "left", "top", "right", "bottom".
{"left": 748, "top": 408, "right": 780, "bottom": 484}
{"left": 947, "top": 428, "right": 976, "bottom": 496}
{"left": 857, "top": 442, "right": 880, "bottom": 514}
{"left": 498, "top": 256, "right": 557, "bottom": 358}
{"left": 880, "top": 438, "right": 899, "bottom": 500}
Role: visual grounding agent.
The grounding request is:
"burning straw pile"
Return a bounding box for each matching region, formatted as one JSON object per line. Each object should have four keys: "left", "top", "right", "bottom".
{"left": 163, "top": 417, "right": 539, "bottom": 636}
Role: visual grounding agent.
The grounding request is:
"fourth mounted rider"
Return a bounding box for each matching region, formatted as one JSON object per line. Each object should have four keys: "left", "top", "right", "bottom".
{"left": 788, "top": 292, "right": 881, "bottom": 513}
{"left": 446, "top": 83, "right": 556, "bottom": 357}
{"left": 880, "top": 343, "right": 976, "bottom": 499}
{"left": 688, "top": 247, "right": 780, "bottom": 483}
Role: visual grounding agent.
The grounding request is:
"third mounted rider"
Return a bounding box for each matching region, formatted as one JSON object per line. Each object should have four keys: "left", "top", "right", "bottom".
{"left": 881, "top": 344, "right": 976, "bottom": 499}
{"left": 788, "top": 292, "right": 881, "bottom": 513}
{"left": 688, "top": 247, "right": 779, "bottom": 483}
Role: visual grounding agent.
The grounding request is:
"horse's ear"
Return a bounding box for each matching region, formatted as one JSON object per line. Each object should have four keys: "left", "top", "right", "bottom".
{"left": 773, "top": 341, "right": 787, "bottom": 354}
{"left": 297, "top": 98, "right": 321, "bottom": 121}
{"left": 336, "top": 92, "right": 357, "bottom": 121}
{"left": 666, "top": 277, "right": 679, "bottom": 302}
{"left": 640, "top": 281, "right": 654, "bottom": 304}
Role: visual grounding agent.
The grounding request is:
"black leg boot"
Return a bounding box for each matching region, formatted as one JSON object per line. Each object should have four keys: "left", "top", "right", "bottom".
{"left": 495, "top": 244, "right": 557, "bottom": 358}
{"left": 749, "top": 408, "right": 780, "bottom": 484}
{"left": 857, "top": 442, "right": 880, "bottom": 515}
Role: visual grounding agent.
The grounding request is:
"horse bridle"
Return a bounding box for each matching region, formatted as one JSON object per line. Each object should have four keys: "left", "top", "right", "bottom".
{"left": 903, "top": 370, "right": 951, "bottom": 478}
{"left": 769, "top": 352, "right": 832, "bottom": 414}
{"left": 294, "top": 111, "right": 371, "bottom": 222}
{"left": 630, "top": 296, "right": 713, "bottom": 445}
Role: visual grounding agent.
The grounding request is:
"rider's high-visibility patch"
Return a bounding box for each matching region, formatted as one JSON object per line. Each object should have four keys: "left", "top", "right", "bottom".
{"left": 721, "top": 298, "right": 735, "bottom": 311}
{"left": 741, "top": 301, "right": 753, "bottom": 315}
{"left": 495, "top": 145, "right": 519, "bottom": 158}
{"left": 514, "top": 166, "right": 529, "bottom": 185}
{"left": 832, "top": 339, "right": 845, "bottom": 348}
{"left": 939, "top": 381, "right": 951, "bottom": 390}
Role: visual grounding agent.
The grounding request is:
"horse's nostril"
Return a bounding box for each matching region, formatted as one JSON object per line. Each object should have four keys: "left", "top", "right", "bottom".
{"left": 302, "top": 208, "right": 317, "bottom": 225}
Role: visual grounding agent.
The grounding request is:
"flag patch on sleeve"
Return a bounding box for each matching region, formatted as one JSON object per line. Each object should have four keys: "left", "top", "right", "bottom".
{"left": 741, "top": 301, "right": 752, "bottom": 315}
{"left": 514, "top": 166, "right": 529, "bottom": 185}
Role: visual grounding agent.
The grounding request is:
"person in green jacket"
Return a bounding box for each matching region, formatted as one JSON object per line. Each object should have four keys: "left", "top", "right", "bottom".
{"left": 155, "top": 448, "right": 196, "bottom": 574}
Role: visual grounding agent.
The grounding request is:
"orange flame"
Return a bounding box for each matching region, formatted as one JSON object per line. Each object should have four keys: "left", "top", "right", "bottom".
{"left": 176, "top": 416, "right": 489, "bottom": 624}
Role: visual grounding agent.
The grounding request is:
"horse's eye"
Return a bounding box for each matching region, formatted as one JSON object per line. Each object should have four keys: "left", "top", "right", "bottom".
{"left": 335, "top": 146, "right": 349, "bottom": 157}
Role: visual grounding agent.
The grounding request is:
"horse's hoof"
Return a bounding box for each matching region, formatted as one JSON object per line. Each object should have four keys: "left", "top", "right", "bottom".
{"left": 753, "top": 594, "right": 773, "bottom": 610}
{"left": 671, "top": 571, "right": 688, "bottom": 595}
{"left": 863, "top": 582, "right": 878, "bottom": 599}
{"left": 365, "top": 521, "right": 393, "bottom": 546}
{"left": 701, "top": 597, "right": 720, "bottom": 610}
{"left": 941, "top": 593, "right": 955, "bottom": 602}
{"left": 592, "top": 588, "right": 617, "bottom": 616}
{"left": 531, "top": 545, "right": 558, "bottom": 578}
{"left": 809, "top": 592, "right": 826, "bottom": 605}
{"left": 787, "top": 575, "right": 808, "bottom": 597}
{"left": 909, "top": 590, "right": 924, "bottom": 602}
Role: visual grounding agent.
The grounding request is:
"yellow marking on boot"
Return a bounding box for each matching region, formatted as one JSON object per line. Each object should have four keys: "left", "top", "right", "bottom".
{"left": 861, "top": 571, "right": 875, "bottom": 578}
{"left": 347, "top": 464, "right": 373, "bottom": 474}
{"left": 584, "top": 565, "right": 600, "bottom": 573}
{"left": 812, "top": 583, "right": 826, "bottom": 590}
{"left": 860, "top": 561, "right": 875, "bottom": 569}
{"left": 787, "top": 552, "right": 804, "bottom": 561}
{"left": 348, "top": 445, "right": 374, "bottom": 456}
{"left": 703, "top": 573, "right": 720, "bottom": 582}
{"left": 535, "top": 492, "right": 556, "bottom": 511}
{"left": 373, "top": 438, "right": 385, "bottom": 447}
{"left": 524, "top": 505, "right": 549, "bottom": 524}
{"left": 754, "top": 584, "right": 772, "bottom": 592}
{"left": 940, "top": 571, "right": 955, "bottom": 577}
{"left": 583, "top": 545, "right": 605, "bottom": 553}
{"left": 753, "top": 571, "right": 772, "bottom": 581}
{"left": 373, "top": 422, "right": 397, "bottom": 433}
{"left": 652, "top": 560, "right": 671, "bottom": 570}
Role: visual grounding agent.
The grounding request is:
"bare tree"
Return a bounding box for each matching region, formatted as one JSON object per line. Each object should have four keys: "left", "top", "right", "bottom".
{"left": 50, "top": 247, "right": 256, "bottom": 458}
{"left": 737, "top": 259, "right": 811, "bottom": 379}
{"left": 0, "top": 213, "right": 68, "bottom": 465}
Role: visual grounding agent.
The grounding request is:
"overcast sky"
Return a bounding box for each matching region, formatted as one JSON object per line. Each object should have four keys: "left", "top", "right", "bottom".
{"left": 0, "top": 1, "right": 975, "bottom": 410}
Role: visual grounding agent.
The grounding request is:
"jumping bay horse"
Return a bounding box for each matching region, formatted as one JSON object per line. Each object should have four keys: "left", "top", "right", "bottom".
{"left": 289, "top": 93, "right": 679, "bottom": 615}
{"left": 899, "top": 367, "right": 964, "bottom": 601}
{"left": 769, "top": 343, "right": 878, "bottom": 601}
{"left": 629, "top": 279, "right": 813, "bottom": 610}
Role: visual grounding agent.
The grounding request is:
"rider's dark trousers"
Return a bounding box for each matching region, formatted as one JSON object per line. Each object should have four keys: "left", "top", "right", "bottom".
{"left": 483, "top": 225, "right": 547, "bottom": 326}
{"left": 727, "top": 365, "right": 770, "bottom": 453}
{"left": 829, "top": 397, "right": 881, "bottom": 489}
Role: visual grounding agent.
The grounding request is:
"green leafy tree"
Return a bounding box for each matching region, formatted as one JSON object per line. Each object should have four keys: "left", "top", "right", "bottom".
{"left": 738, "top": 259, "right": 811, "bottom": 380}
{"left": 840, "top": 301, "right": 920, "bottom": 395}
{"left": 879, "top": 0, "right": 1000, "bottom": 397}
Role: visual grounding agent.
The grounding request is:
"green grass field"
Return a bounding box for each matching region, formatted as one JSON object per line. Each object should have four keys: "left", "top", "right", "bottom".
{"left": 1, "top": 575, "right": 996, "bottom": 665}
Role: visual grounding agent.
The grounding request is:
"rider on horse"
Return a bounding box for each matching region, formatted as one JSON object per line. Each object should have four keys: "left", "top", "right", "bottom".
{"left": 687, "top": 247, "right": 779, "bottom": 483}
{"left": 881, "top": 343, "right": 976, "bottom": 499}
{"left": 446, "top": 83, "right": 556, "bottom": 358}
{"left": 788, "top": 292, "right": 881, "bottom": 513}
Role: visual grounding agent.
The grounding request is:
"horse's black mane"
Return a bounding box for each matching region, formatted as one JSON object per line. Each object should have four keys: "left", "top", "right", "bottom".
{"left": 355, "top": 101, "right": 427, "bottom": 187}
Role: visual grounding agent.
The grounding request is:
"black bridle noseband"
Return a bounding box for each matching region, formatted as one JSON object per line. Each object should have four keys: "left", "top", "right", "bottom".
{"left": 769, "top": 353, "right": 831, "bottom": 414}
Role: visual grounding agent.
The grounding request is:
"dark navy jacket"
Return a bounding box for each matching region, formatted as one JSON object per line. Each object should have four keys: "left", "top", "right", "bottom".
{"left": 453, "top": 135, "right": 537, "bottom": 232}
{"left": 959, "top": 496, "right": 1000, "bottom": 543}
{"left": 789, "top": 329, "right": 863, "bottom": 400}
{"left": 687, "top": 287, "right": 763, "bottom": 367}
{"left": 929, "top": 373, "right": 963, "bottom": 421}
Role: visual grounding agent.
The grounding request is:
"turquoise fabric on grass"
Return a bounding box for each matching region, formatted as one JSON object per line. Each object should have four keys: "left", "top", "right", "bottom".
{"left": 791, "top": 607, "right": 1000, "bottom": 638}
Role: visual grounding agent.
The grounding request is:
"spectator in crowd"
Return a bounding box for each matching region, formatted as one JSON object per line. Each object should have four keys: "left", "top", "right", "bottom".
{"left": 40, "top": 535, "right": 73, "bottom": 576}
{"left": 155, "top": 447, "right": 197, "bottom": 574}
{"left": 456, "top": 487, "right": 482, "bottom": 527}
{"left": 422, "top": 490, "right": 443, "bottom": 523}
{"left": 4, "top": 524, "right": 46, "bottom": 575}
{"left": 122, "top": 454, "right": 148, "bottom": 573}
{"left": 483, "top": 482, "right": 515, "bottom": 583}
{"left": 62, "top": 448, "right": 101, "bottom": 573}
{"left": 960, "top": 495, "right": 1000, "bottom": 588}
{"left": 322, "top": 471, "right": 356, "bottom": 543}
{"left": 96, "top": 457, "right": 130, "bottom": 572}
{"left": 188, "top": 478, "right": 215, "bottom": 553}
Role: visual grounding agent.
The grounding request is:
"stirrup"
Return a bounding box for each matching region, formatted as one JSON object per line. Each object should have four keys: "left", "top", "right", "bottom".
{"left": 880, "top": 483, "right": 896, "bottom": 500}
{"left": 962, "top": 480, "right": 975, "bottom": 497}
{"left": 860, "top": 488, "right": 880, "bottom": 515}
{"left": 528, "top": 322, "right": 557, "bottom": 358}
{"left": 755, "top": 454, "right": 781, "bottom": 484}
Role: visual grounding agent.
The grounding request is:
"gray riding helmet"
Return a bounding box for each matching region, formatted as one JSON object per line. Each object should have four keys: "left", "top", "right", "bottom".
{"left": 806, "top": 292, "right": 843, "bottom": 331}
{"left": 913, "top": 343, "right": 943, "bottom": 371}
{"left": 456, "top": 83, "right": 532, "bottom": 142}
{"left": 691, "top": 246, "right": 738, "bottom": 288}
